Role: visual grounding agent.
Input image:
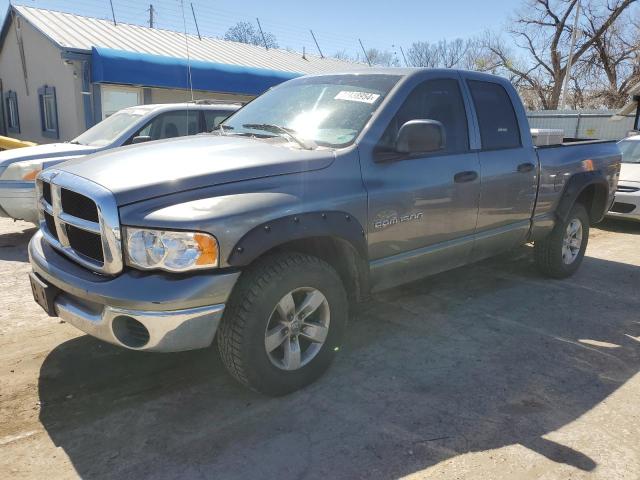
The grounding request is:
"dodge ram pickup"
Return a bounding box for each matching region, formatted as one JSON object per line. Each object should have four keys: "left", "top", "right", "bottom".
{"left": 28, "top": 69, "right": 621, "bottom": 396}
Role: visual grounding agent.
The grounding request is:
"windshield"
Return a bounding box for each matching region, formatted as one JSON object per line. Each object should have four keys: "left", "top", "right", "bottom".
{"left": 72, "top": 111, "right": 144, "bottom": 147}
{"left": 221, "top": 74, "right": 401, "bottom": 148}
{"left": 618, "top": 139, "right": 640, "bottom": 164}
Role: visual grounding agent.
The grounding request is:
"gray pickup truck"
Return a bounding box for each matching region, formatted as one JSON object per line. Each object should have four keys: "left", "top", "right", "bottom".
{"left": 28, "top": 69, "right": 620, "bottom": 395}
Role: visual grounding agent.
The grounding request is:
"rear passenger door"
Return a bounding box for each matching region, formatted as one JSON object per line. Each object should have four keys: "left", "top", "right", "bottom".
{"left": 465, "top": 78, "right": 538, "bottom": 259}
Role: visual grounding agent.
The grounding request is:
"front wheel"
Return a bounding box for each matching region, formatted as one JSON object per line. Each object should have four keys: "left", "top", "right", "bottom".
{"left": 534, "top": 203, "right": 590, "bottom": 279}
{"left": 217, "top": 252, "right": 348, "bottom": 396}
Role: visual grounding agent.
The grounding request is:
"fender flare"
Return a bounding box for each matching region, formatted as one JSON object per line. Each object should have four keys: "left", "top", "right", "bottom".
{"left": 555, "top": 171, "right": 610, "bottom": 224}
{"left": 227, "top": 211, "right": 367, "bottom": 267}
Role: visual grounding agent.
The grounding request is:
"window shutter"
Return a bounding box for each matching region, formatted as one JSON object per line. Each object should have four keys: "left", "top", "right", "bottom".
{"left": 38, "top": 85, "right": 59, "bottom": 139}
{"left": 5, "top": 91, "right": 20, "bottom": 134}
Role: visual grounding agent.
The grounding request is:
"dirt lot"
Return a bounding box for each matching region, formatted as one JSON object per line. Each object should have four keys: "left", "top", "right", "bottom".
{"left": 0, "top": 216, "right": 639, "bottom": 479}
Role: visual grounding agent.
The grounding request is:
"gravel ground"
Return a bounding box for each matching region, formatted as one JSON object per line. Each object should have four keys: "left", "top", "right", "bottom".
{"left": 0, "top": 216, "right": 639, "bottom": 479}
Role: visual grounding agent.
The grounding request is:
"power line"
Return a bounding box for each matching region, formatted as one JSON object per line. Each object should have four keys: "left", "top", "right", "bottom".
{"left": 12, "top": 0, "right": 388, "bottom": 60}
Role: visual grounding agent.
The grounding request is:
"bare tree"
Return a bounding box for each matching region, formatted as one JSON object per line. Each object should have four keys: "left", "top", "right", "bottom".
{"left": 438, "top": 39, "right": 469, "bottom": 68}
{"left": 406, "top": 37, "right": 499, "bottom": 71}
{"left": 224, "top": 21, "right": 279, "bottom": 48}
{"left": 406, "top": 41, "right": 443, "bottom": 67}
{"left": 460, "top": 35, "right": 503, "bottom": 72}
{"left": 363, "top": 48, "right": 400, "bottom": 67}
{"left": 486, "top": 0, "right": 637, "bottom": 109}
{"left": 332, "top": 50, "right": 354, "bottom": 62}
{"left": 578, "top": 5, "right": 640, "bottom": 108}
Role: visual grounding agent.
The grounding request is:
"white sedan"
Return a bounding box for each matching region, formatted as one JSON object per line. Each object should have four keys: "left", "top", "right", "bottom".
{"left": 607, "top": 135, "right": 640, "bottom": 221}
{"left": 0, "top": 102, "right": 238, "bottom": 223}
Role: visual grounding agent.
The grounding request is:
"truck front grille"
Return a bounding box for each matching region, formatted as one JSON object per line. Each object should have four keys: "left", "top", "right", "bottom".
{"left": 42, "top": 182, "right": 52, "bottom": 204}
{"left": 66, "top": 224, "right": 104, "bottom": 262}
{"left": 43, "top": 211, "right": 58, "bottom": 241}
{"left": 61, "top": 189, "right": 99, "bottom": 222}
{"left": 36, "top": 171, "right": 123, "bottom": 275}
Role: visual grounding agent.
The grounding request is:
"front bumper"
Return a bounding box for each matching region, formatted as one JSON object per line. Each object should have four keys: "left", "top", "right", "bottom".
{"left": 29, "top": 230, "right": 241, "bottom": 352}
{"left": 0, "top": 180, "right": 37, "bottom": 223}
{"left": 606, "top": 183, "right": 640, "bottom": 221}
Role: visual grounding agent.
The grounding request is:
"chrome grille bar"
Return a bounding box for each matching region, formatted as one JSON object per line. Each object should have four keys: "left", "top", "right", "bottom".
{"left": 59, "top": 212, "right": 101, "bottom": 234}
{"left": 51, "top": 183, "right": 70, "bottom": 247}
{"left": 37, "top": 170, "right": 123, "bottom": 275}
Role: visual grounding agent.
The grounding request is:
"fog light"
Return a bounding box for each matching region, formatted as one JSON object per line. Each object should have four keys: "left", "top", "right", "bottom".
{"left": 112, "top": 315, "right": 150, "bottom": 348}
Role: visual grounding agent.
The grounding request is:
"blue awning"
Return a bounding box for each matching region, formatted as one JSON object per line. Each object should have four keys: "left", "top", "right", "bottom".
{"left": 91, "top": 47, "right": 301, "bottom": 95}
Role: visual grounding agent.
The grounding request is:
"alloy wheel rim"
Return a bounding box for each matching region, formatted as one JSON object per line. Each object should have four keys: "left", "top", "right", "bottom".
{"left": 562, "top": 218, "right": 583, "bottom": 265}
{"left": 264, "top": 287, "right": 330, "bottom": 371}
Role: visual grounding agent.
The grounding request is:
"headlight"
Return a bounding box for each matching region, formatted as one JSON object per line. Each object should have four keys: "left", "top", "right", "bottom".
{"left": 124, "top": 227, "right": 219, "bottom": 272}
{"left": 0, "top": 160, "right": 43, "bottom": 181}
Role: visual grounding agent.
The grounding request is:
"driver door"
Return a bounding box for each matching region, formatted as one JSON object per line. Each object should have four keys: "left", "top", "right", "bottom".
{"left": 361, "top": 76, "right": 481, "bottom": 290}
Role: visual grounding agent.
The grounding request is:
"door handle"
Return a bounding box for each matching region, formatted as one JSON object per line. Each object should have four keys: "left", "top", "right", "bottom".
{"left": 517, "top": 162, "right": 536, "bottom": 173}
{"left": 454, "top": 171, "right": 478, "bottom": 183}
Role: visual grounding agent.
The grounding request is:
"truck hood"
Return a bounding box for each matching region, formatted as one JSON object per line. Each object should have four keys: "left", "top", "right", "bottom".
{"left": 0, "top": 143, "right": 97, "bottom": 167}
{"left": 55, "top": 135, "right": 336, "bottom": 205}
{"left": 620, "top": 163, "right": 640, "bottom": 183}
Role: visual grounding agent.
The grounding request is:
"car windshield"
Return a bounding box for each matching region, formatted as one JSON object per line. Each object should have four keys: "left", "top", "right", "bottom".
{"left": 72, "top": 111, "right": 144, "bottom": 147}
{"left": 221, "top": 74, "right": 401, "bottom": 148}
{"left": 618, "top": 139, "right": 640, "bottom": 164}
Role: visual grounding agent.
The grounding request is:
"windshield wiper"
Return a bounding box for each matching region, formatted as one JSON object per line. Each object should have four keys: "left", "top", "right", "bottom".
{"left": 68, "top": 140, "right": 82, "bottom": 145}
{"left": 242, "top": 123, "right": 316, "bottom": 150}
{"left": 212, "top": 124, "right": 234, "bottom": 135}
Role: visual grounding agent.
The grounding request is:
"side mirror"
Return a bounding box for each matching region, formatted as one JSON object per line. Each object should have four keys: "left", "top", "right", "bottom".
{"left": 396, "top": 119, "right": 446, "bottom": 154}
{"left": 131, "top": 135, "right": 153, "bottom": 145}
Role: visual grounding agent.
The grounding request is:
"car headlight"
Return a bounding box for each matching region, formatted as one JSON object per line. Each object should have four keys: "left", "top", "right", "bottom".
{"left": 0, "top": 160, "right": 43, "bottom": 181}
{"left": 124, "top": 227, "right": 219, "bottom": 272}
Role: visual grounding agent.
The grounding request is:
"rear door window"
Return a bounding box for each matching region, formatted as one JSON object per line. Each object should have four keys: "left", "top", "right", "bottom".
{"left": 468, "top": 80, "right": 520, "bottom": 150}
{"left": 137, "top": 110, "right": 200, "bottom": 140}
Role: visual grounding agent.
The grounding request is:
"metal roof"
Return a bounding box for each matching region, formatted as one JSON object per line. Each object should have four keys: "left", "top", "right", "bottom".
{"left": 8, "top": 5, "right": 364, "bottom": 75}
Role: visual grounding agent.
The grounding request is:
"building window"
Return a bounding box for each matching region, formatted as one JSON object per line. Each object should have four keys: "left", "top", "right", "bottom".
{"left": 38, "top": 86, "right": 59, "bottom": 139}
{"left": 101, "top": 85, "right": 142, "bottom": 119}
{"left": 4, "top": 91, "right": 20, "bottom": 134}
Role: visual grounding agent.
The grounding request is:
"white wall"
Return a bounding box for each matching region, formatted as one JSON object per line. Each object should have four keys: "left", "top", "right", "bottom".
{"left": 0, "top": 13, "right": 85, "bottom": 143}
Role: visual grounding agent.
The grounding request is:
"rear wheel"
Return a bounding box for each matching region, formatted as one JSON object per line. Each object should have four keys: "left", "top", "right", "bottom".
{"left": 534, "top": 203, "right": 590, "bottom": 279}
{"left": 217, "top": 252, "right": 348, "bottom": 396}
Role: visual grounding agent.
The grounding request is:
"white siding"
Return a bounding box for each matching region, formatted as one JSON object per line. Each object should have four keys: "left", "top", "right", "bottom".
{"left": 0, "top": 13, "right": 84, "bottom": 143}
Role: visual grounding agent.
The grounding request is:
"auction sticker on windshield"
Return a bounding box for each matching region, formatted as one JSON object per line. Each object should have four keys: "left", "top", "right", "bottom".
{"left": 334, "top": 91, "right": 381, "bottom": 104}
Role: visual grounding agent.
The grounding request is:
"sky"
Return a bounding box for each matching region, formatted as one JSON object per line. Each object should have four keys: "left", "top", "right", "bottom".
{"left": 0, "top": 0, "right": 517, "bottom": 60}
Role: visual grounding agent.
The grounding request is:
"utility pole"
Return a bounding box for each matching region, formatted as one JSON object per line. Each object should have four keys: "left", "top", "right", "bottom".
{"left": 109, "top": 0, "right": 117, "bottom": 26}
{"left": 190, "top": 3, "right": 201, "bottom": 40}
{"left": 148, "top": 4, "right": 154, "bottom": 28}
{"left": 358, "top": 39, "right": 371, "bottom": 66}
{"left": 559, "top": 0, "right": 581, "bottom": 110}
{"left": 310, "top": 30, "right": 324, "bottom": 58}
{"left": 256, "top": 18, "right": 269, "bottom": 50}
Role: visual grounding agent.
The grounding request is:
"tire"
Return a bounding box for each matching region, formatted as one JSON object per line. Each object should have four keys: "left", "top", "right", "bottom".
{"left": 534, "top": 203, "right": 590, "bottom": 279}
{"left": 217, "top": 252, "right": 348, "bottom": 396}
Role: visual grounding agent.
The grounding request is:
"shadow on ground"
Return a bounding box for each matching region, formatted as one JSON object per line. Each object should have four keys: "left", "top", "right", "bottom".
{"left": 38, "top": 248, "right": 640, "bottom": 479}
{"left": 0, "top": 225, "right": 36, "bottom": 262}
{"left": 596, "top": 218, "right": 640, "bottom": 234}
